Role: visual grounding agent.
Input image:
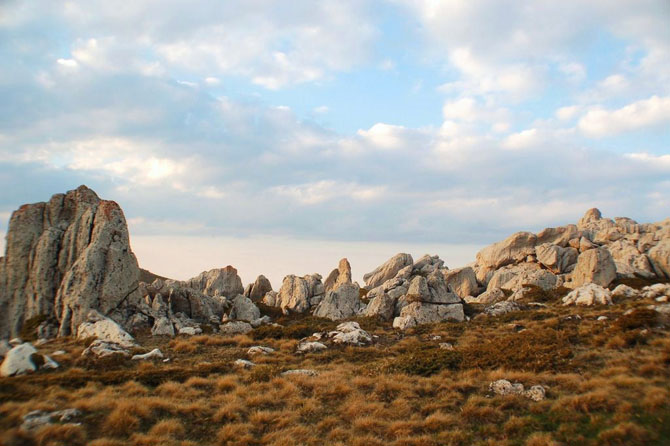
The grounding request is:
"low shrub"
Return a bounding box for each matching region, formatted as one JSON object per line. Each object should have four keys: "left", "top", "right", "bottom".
{"left": 251, "top": 317, "right": 336, "bottom": 340}
{"left": 613, "top": 309, "right": 659, "bottom": 331}
{"left": 384, "top": 348, "right": 462, "bottom": 376}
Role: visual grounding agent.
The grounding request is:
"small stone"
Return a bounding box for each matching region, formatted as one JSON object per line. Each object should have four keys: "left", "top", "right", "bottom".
{"left": 597, "top": 316, "right": 608, "bottom": 321}
{"left": 234, "top": 359, "right": 256, "bottom": 369}
{"left": 297, "top": 342, "right": 327, "bottom": 354}
{"left": 281, "top": 369, "right": 318, "bottom": 377}
{"left": 178, "top": 327, "right": 202, "bottom": 336}
{"left": 247, "top": 346, "right": 275, "bottom": 355}
{"left": 132, "top": 349, "right": 164, "bottom": 360}
{"left": 439, "top": 343, "right": 454, "bottom": 350}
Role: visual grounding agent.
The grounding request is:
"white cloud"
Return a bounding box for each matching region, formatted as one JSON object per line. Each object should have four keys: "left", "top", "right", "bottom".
{"left": 204, "top": 76, "right": 220, "bottom": 85}
{"left": 56, "top": 58, "right": 78, "bottom": 68}
{"left": 313, "top": 105, "right": 329, "bottom": 114}
{"left": 578, "top": 95, "right": 670, "bottom": 137}
{"left": 559, "top": 62, "right": 586, "bottom": 83}
{"left": 502, "top": 128, "right": 540, "bottom": 150}
{"left": 271, "top": 180, "right": 386, "bottom": 205}
{"left": 357, "top": 123, "right": 410, "bottom": 150}
{"left": 556, "top": 105, "right": 581, "bottom": 120}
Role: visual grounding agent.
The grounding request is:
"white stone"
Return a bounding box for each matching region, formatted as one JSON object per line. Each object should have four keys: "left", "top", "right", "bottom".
{"left": 247, "top": 346, "right": 275, "bottom": 355}
{"left": 178, "top": 326, "right": 202, "bottom": 336}
{"left": 234, "top": 359, "right": 256, "bottom": 369}
{"left": 297, "top": 341, "right": 327, "bottom": 353}
{"left": 151, "top": 317, "right": 175, "bottom": 337}
{"left": 281, "top": 369, "right": 318, "bottom": 377}
{"left": 132, "top": 349, "right": 164, "bottom": 360}
{"left": 562, "top": 283, "right": 612, "bottom": 306}
{"left": 0, "top": 343, "right": 39, "bottom": 376}
{"left": 219, "top": 321, "right": 253, "bottom": 335}
{"left": 82, "top": 340, "right": 130, "bottom": 358}
{"left": 77, "top": 311, "right": 136, "bottom": 347}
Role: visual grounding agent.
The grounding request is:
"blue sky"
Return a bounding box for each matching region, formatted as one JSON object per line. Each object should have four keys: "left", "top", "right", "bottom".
{"left": 1, "top": 0, "right": 669, "bottom": 284}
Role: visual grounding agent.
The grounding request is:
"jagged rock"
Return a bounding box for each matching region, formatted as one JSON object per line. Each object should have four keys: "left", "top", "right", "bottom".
{"left": 324, "top": 258, "right": 353, "bottom": 293}
{"left": 277, "top": 274, "right": 323, "bottom": 314}
{"left": 612, "top": 284, "right": 639, "bottom": 300}
{"left": 251, "top": 315, "right": 271, "bottom": 328}
{"left": 607, "top": 240, "right": 654, "bottom": 278}
{"left": 0, "top": 343, "right": 40, "bottom": 376}
{"left": 475, "top": 232, "right": 537, "bottom": 281}
{"left": 578, "top": 208, "right": 603, "bottom": 229}
{"left": 262, "top": 291, "right": 278, "bottom": 307}
{"left": 562, "top": 283, "right": 612, "bottom": 306}
{"left": 412, "top": 254, "right": 444, "bottom": 274}
{"left": 77, "top": 310, "right": 136, "bottom": 347}
{"left": 0, "top": 185, "right": 142, "bottom": 339}
{"left": 487, "top": 263, "right": 558, "bottom": 292}
{"left": 332, "top": 322, "right": 372, "bottom": 345}
{"left": 81, "top": 340, "right": 130, "bottom": 358}
{"left": 245, "top": 275, "right": 273, "bottom": 301}
{"left": 151, "top": 317, "right": 175, "bottom": 337}
{"left": 407, "top": 276, "right": 430, "bottom": 300}
{"left": 363, "top": 292, "right": 396, "bottom": 321}
{"left": 297, "top": 341, "right": 327, "bottom": 353}
{"left": 219, "top": 321, "right": 253, "bottom": 335}
{"left": 313, "top": 283, "right": 362, "bottom": 320}
{"left": 641, "top": 283, "right": 670, "bottom": 299}
{"left": 443, "top": 267, "right": 478, "bottom": 298}
{"left": 649, "top": 240, "right": 670, "bottom": 279}
{"left": 579, "top": 237, "right": 597, "bottom": 252}
{"left": 132, "top": 349, "right": 164, "bottom": 360}
{"left": 570, "top": 248, "right": 617, "bottom": 288}
{"left": 281, "top": 369, "right": 318, "bottom": 377}
{"left": 392, "top": 302, "right": 464, "bottom": 330}
{"left": 465, "top": 288, "right": 505, "bottom": 305}
{"left": 184, "top": 266, "right": 244, "bottom": 298}
{"left": 483, "top": 301, "right": 521, "bottom": 316}
{"left": 21, "top": 409, "right": 81, "bottom": 431}
{"left": 363, "top": 253, "right": 413, "bottom": 289}
{"left": 247, "top": 346, "right": 275, "bottom": 355}
{"left": 234, "top": 359, "right": 256, "bottom": 369}
{"left": 536, "top": 225, "right": 579, "bottom": 247}
{"left": 536, "top": 243, "right": 579, "bottom": 274}
{"left": 229, "top": 295, "right": 261, "bottom": 322}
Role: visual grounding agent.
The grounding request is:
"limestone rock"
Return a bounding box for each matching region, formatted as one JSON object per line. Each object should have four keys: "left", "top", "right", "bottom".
{"left": 570, "top": 248, "right": 617, "bottom": 287}
{"left": 489, "top": 380, "right": 546, "bottom": 402}
{"left": 245, "top": 275, "right": 273, "bottom": 301}
{"left": 466, "top": 288, "right": 506, "bottom": 305}
{"left": 262, "top": 291, "right": 278, "bottom": 307}
{"left": 0, "top": 185, "right": 142, "bottom": 338}
{"left": 77, "top": 310, "right": 136, "bottom": 347}
{"left": 324, "top": 258, "right": 353, "bottom": 293}
{"left": 219, "top": 321, "right": 253, "bottom": 335}
{"left": 21, "top": 409, "right": 81, "bottom": 431}
{"left": 281, "top": 369, "right": 318, "bottom": 377}
{"left": 648, "top": 240, "right": 670, "bottom": 279}
{"left": 332, "top": 321, "right": 372, "bottom": 345}
{"left": 577, "top": 208, "right": 603, "bottom": 229}
{"left": 363, "top": 253, "right": 413, "bottom": 289}
{"left": 475, "top": 232, "right": 537, "bottom": 276}
{"left": 151, "top": 317, "right": 175, "bottom": 337}
{"left": 277, "top": 274, "right": 323, "bottom": 314}
{"left": 483, "top": 301, "right": 521, "bottom": 317}
{"left": 297, "top": 341, "right": 327, "bottom": 354}
{"left": 536, "top": 244, "right": 578, "bottom": 274}
{"left": 313, "top": 283, "right": 362, "bottom": 321}
{"left": 229, "top": 295, "right": 261, "bottom": 322}
{"left": 536, "top": 225, "right": 579, "bottom": 247}
{"left": 412, "top": 254, "right": 444, "bottom": 274}
{"left": 81, "top": 340, "right": 130, "bottom": 358}
{"left": 607, "top": 240, "right": 654, "bottom": 278}
{"left": 184, "top": 266, "right": 243, "bottom": 298}
{"left": 247, "top": 346, "right": 275, "bottom": 355}
{"left": 443, "top": 267, "right": 479, "bottom": 299}
{"left": 487, "top": 263, "right": 558, "bottom": 292}
{"left": 363, "top": 292, "right": 396, "bottom": 321}
{"left": 0, "top": 343, "right": 39, "bottom": 376}
{"left": 562, "top": 283, "right": 612, "bottom": 306}
{"left": 234, "top": 359, "right": 256, "bottom": 369}
{"left": 612, "top": 284, "right": 639, "bottom": 300}
{"left": 392, "top": 302, "right": 464, "bottom": 330}
{"left": 132, "top": 349, "right": 164, "bottom": 360}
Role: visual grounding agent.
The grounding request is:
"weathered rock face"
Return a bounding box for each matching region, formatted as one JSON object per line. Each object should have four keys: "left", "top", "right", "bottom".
{"left": 324, "top": 258, "right": 352, "bottom": 293}
{"left": 535, "top": 243, "right": 578, "bottom": 274}
{"left": 393, "top": 302, "right": 464, "bottom": 330}
{"left": 245, "top": 275, "right": 273, "bottom": 301}
{"left": 486, "top": 263, "right": 559, "bottom": 292}
{"left": 443, "top": 267, "right": 478, "bottom": 299}
{"left": 275, "top": 274, "right": 324, "bottom": 314}
{"left": 562, "top": 283, "right": 612, "bottom": 306}
{"left": 475, "top": 232, "right": 537, "bottom": 281}
{"left": 228, "top": 295, "right": 261, "bottom": 322}
{"left": 313, "top": 283, "right": 362, "bottom": 321}
{"left": 184, "top": 266, "right": 244, "bottom": 298}
{"left": 363, "top": 253, "right": 413, "bottom": 289}
{"left": 649, "top": 239, "right": 670, "bottom": 279}
{"left": 0, "top": 185, "right": 141, "bottom": 338}
{"left": 570, "top": 248, "right": 616, "bottom": 288}
{"left": 77, "top": 310, "right": 136, "bottom": 347}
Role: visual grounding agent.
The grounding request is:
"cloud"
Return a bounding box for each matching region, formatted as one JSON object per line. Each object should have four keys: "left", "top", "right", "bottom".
{"left": 578, "top": 95, "right": 670, "bottom": 137}
{"left": 271, "top": 180, "right": 386, "bottom": 205}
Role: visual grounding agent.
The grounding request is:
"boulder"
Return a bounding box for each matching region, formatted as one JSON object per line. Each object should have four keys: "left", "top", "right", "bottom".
{"left": 562, "top": 283, "right": 612, "bottom": 306}
{"left": 443, "top": 267, "right": 478, "bottom": 298}
{"left": 363, "top": 253, "right": 413, "bottom": 289}
{"left": 77, "top": 310, "right": 136, "bottom": 347}
{"left": 465, "top": 287, "right": 506, "bottom": 305}
{"left": 489, "top": 379, "right": 546, "bottom": 402}
{"left": 363, "top": 292, "right": 396, "bottom": 321}
{"left": 82, "top": 340, "right": 130, "bottom": 358}
{"left": 281, "top": 369, "right": 318, "bottom": 377}
{"left": 607, "top": 240, "right": 654, "bottom": 278}
{"left": 483, "top": 301, "right": 521, "bottom": 316}
{"left": 178, "top": 326, "right": 202, "bottom": 336}
{"left": 262, "top": 291, "right": 278, "bottom": 307}
{"left": 475, "top": 232, "right": 537, "bottom": 279}
{"left": 245, "top": 275, "right": 273, "bottom": 301}
{"left": 324, "top": 258, "right": 353, "bottom": 293}
{"left": 219, "top": 321, "right": 253, "bottom": 335}
{"left": 535, "top": 225, "right": 579, "bottom": 247}
{"left": 234, "top": 359, "right": 256, "bottom": 369}
{"left": 247, "top": 346, "right": 275, "bottom": 355}
{"left": 277, "top": 274, "right": 323, "bottom": 314}
{"left": 0, "top": 185, "right": 142, "bottom": 338}
{"left": 228, "top": 295, "right": 261, "bottom": 322}
{"left": 0, "top": 339, "right": 10, "bottom": 358}
{"left": 648, "top": 240, "right": 670, "bottom": 279}
{"left": 331, "top": 321, "right": 372, "bottom": 345}
{"left": 611, "top": 284, "right": 639, "bottom": 300}
{"left": 487, "top": 263, "right": 558, "bottom": 292}
{"left": 21, "top": 409, "right": 81, "bottom": 432}
{"left": 535, "top": 243, "right": 578, "bottom": 274}
{"left": 0, "top": 343, "right": 40, "bottom": 376}
{"left": 392, "top": 302, "right": 464, "bottom": 330}
{"left": 184, "top": 266, "right": 244, "bottom": 298}
{"left": 412, "top": 254, "right": 444, "bottom": 274}
{"left": 577, "top": 208, "right": 603, "bottom": 229}
{"left": 570, "top": 248, "right": 617, "bottom": 288}
{"left": 297, "top": 341, "right": 327, "bottom": 353}
{"left": 151, "top": 317, "right": 175, "bottom": 337}
{"left": 132, "top": 349, "right": 164, "bottom": 360}
{"left": 313, "top": 283, "right": 363, "bottom": 321}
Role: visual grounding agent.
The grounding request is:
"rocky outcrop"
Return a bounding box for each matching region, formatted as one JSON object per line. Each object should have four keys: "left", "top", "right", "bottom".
{"left": 183, "top": 266, "right": 244, "bottom": 298}
{"left": 570, "top": 248, "right": 616, "bottom": 288}
{"left": 363, "top": 253, "right": 413, "bottom": 289}
{"left": 443, "top": 267, "right": 478, "bottom": 298}
{"left": 649, "top": 240, "right": 670, "bottom": 279}
{"left": 273, "top": 274, "right": 325, "bottom": 314}
{"left": 324, "top": 258, "right": 353, "bottom": 293}
{"left": 228, "top": 295, "right": 261, "bottom": 322}
{"left": 475, "top": 232, "right": 537, "bottom": 282}
{"left": 245, "top": 275, "right": 273, "bottom": 301}
{"left": 313, "top": 283, "right": 362, "bottom": 320}
{"left": 0, "top": 186, "right": 142, "bottom": 338}
{"left": 562, "top": 283, "right": 612, "bottom": 306}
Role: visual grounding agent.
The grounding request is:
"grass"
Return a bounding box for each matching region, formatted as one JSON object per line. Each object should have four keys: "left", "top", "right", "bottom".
{"left": 1, "top": 283, "right": 669, "bottom": 446}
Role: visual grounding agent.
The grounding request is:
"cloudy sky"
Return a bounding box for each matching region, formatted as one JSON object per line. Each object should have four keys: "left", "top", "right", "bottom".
{"left": 1, "top": 1, "right": 669, "bottom": 285}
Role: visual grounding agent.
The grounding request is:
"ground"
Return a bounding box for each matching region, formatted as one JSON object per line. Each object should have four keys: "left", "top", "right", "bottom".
{"left": 1, "top": 285, "right": 669, "bottom": 446}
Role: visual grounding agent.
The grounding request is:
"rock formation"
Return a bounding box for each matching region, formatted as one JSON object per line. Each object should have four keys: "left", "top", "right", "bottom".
{"left": 244, "top": 275, "right": 273, "bottom": 301}
{"left": 363, "top": 253, "right": 413, "bottom": 289}
{"left": 183, "top": 266, "right": 244, "bottom": 298}
{"left": 0, "top": 186, "right": 141, "bottom": 338}
{"left": 324, "top": 258, "right": 352, "bottom": 293}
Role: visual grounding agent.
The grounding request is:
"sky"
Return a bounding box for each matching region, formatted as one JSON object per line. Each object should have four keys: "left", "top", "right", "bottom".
{"left": 1, "top": 1, "right": 669, "bottom": 286}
